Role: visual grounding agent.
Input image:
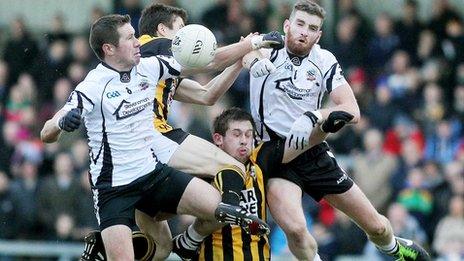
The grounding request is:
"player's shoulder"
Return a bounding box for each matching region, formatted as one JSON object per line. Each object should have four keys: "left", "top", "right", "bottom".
{"left": 309, "top": 44, "right": 338, "bottom": 74}
{"left": 140, "top": 35, "right": 173, "bottom": 57}
{"left": 75, "top": 64, "right": 112, "bottom": 93}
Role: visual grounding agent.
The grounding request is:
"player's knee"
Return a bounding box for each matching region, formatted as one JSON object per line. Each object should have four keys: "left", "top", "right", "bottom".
{"left": 283, "top": 221, "right": 313, "bottom": 245}
{"left": 366, "top": 214, "right": 389, "bottom": 238}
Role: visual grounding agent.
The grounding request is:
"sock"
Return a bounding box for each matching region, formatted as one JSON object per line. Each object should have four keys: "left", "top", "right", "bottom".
{"left": 213, "top": 167, "right": 244, "bottom": 206}
{"left": 177, "top": 225, "right": 204, "bottom": 250}
{"left": 377, "top": 236, "right": 398, "bottom": 254}
{"left": 314, "top": 253, "right": 322, "bottom": 261}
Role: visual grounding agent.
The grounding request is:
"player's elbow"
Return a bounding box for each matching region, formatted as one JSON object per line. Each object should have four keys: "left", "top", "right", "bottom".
{"left": 351, "top": 107, "right": 361, "bottom": 124}
{"left": 40, "top": 132, "right": 52, "bottom": 143}
{"left": 40, "top": 129, "right": 57, "bottom": 143}
{"left": 350, "top": 108, "right": 361, "bottom": 124}
{"left": 202, "top": 96, "right": 217, "bottom": 106}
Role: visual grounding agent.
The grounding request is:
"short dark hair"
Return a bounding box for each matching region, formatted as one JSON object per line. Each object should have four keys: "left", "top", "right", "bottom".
{"left": 290, "top": 0, "right": 326, "bottom": 22}
{"left": 89, "top": 14, "right": 131, "bottom": 61}
{"left": 213, "top": 107, "right": 256, "bottom": 136}
{"left": 139, "top": 4, "right": 188, "bottom": 36}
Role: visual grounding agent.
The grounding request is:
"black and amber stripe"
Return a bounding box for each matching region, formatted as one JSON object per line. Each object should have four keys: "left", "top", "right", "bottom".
{"left": 139, "top": 35, "right": 179, "bottom": 133}
{"left": 197, "top": 144, "right": 271, "bottom": 261}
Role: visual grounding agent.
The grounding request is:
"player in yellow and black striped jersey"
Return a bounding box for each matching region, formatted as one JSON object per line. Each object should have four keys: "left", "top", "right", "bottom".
{"left": 196, "top": 140, "right": 284, "bottom": 261}
{"left": 138, "top": 7, "right": 184, "bottom": 133}
{"left": 168, "top": 107, "right": 285, "bottom": 261}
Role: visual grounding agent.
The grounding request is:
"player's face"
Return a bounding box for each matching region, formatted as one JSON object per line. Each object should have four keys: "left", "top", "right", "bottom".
{"left": 284, "top": 10, "right": 322, "bottom": 56}
{"left": 163, "top": 16, "right": 185, "bottom": 39}
{"left": 216, "top": 120, "right": 254, "bottom": 164}
{"left": 114, "top": 23, "right": 141, "bottom": 69}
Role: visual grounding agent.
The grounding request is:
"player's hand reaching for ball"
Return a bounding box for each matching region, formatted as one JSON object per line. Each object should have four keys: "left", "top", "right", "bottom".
{"left": 251, "top": 31, "right": 284, "bottom": 50}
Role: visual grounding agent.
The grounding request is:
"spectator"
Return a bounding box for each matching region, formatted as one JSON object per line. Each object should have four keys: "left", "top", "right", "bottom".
{"left": 428, "top": 0, "right": 461, "bottom": 40}
{"left": 417, "top": 30, "right": 444, "bottom": 67}
{"left": 390, "top": 139, "right": 423, "bottom": 198}
{"left": 353, "top": 128, "right": 397, "bottom": 212}
{"left": 365, "top": 85, "right": 398, "bottom": 132}
{"left": 394, "top": 0, "right": 423, "bottom": 62}
{"left": 388, "top": 203, "right": 427, "bottom": 245}
{"left": 45, "top": 13, "right": 71, "bottom": 44}
{"left": 331, "top": 15, "right": 366, "bottom": 70}
{"left": 424, "top": 119, "right": 461, "bottom": 164}
{"left": 385, "top": 50, "right": 420, "bottom": 104}
{"left": 36, "top": 152, "right": 81, "bottom": 238}
{"left": 417, "top": 82, "right": 447, "bottom": 135}
{"left": 2, "top": 17, "right": 39, "bottom": 86}
{"left": 9, "top": 160, "right": 42, "bottom": 239}
{"left": 367, "top": 13, "right": 400, "bottom": 77}
{"left": 433, "top": 195, "right": 464, "bottom": 260}
{"left": 397, "top": 168, "right": 433, "bottom": 228}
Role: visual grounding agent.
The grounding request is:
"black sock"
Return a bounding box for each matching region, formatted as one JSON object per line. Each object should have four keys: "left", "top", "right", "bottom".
{"left": 213, "top": 168, "right": 244, "bottom": 206}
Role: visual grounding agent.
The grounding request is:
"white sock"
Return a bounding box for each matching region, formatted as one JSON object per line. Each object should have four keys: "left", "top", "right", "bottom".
{"left": 377, "top": 236, "right": 398, "bottom": 254}
{"left": 187, "top": 225, "right": 206, "bottom": 242}
{"left": 177, "top": 225, "right": 205, "bottom": 250}
{"left": 314, "top": 253, "right": 322, "bottom": 261}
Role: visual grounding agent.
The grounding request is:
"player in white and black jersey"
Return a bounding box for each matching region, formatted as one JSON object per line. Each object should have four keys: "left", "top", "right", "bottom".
{"left": 40, "top": 14, "right": 269, "bottom": 260}
{"left": 242, "top": 1, "right": 430, "bottom": 261}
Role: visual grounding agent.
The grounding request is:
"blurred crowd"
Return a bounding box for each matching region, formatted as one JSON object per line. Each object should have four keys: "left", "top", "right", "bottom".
{"left": 0, "top": 0, "right": 463, "bottom": 260}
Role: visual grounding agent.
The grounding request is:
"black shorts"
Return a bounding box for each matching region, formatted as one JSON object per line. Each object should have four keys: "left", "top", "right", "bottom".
{"left": 162, "top": 128, "right": 189, "bottom": 144}
{"left": 93, "top": 163, "right": 193, "bottom": 231}
{"left": 274, "top": 142, "right": 353, "bottom": 201}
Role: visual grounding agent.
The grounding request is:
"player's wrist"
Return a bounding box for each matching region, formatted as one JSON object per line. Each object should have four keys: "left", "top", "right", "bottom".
{"left": 250, "top": 35, "right": 263, "bottom": 50}
{"left": 55, "top": 116, "right": 64, "bottom": 131}
{"left": 303, "top": 110, "right": 323, "bottom": 126}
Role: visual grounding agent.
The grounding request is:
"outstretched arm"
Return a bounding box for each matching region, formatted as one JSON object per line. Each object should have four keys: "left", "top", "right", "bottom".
{"left": 180, "top": 32, "right": 283, "bottom": 76}
{"left": 174, "top": 60, "right": 242, "bottom": 105}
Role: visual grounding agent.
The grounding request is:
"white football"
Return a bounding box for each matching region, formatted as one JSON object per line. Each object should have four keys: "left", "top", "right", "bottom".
{"left": 171, "top": 24, "right": 217, "bottom": 68}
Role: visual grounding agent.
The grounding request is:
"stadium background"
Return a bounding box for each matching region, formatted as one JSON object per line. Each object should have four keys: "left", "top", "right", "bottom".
{"left": 0, "top": 0, "right": 463, "bottom": 260}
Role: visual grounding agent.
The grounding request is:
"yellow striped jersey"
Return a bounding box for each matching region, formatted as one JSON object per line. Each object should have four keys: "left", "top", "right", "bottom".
{"left": 139, "top": 34, "right": 181, "bottom": 133}
{"left": 196, "top": 139, "right": 285, "bottom": 261}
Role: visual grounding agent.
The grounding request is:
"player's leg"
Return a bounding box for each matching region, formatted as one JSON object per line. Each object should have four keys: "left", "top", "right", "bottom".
{"left": 267, "top": 178, "right": 318, "bottom": 261}
{"left": 157, "top": 131, "right": 246, "bottom": 206}
{"left": 135, "top": 210, "right": 172, "bottom": 261}
{"left": 168, "top": 134, "right": 246, "bottom": 176}
{"left": 101, "top": 225, "right": 133, "bottom": 261}
{"left": 169, "top": 135, "right": 246, "bottom": 205}
{"left": 325, "top": 184, "right": 430, "bottom": 260}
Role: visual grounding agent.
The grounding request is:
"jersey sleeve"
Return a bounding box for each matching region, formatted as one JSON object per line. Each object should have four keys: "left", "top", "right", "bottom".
{"left": 253, "top": 139, "right": 285, "bottom": 181}
{"left": 139, "top": 56, "right": 181, "bottom": 82}
{"left": 62, "top": 82, "right": 97, "bottom": 117}
{"left": 321, "top": 50, "right": 348, "bottom": 94}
